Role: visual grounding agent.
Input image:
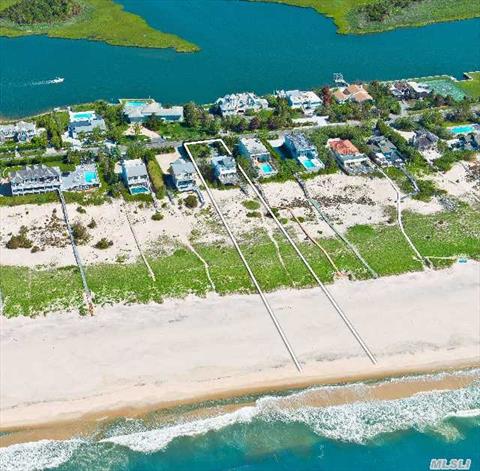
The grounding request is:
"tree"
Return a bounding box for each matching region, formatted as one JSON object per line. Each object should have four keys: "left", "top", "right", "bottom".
{"left": 184, "top": 102, "right": 203, "bottom": 128}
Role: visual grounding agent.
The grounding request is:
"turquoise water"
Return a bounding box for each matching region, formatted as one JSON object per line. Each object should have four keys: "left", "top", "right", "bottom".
{"left": 130, "top": 186, "right": 149, "bottom": 194}
{"left": 450, "top": 124, "right": 477, "bottom": 135}
{"left": 84, "top": 171, "right": 97, "bottom": 184}
{"left": 0, "top": 1, "right": 479, "bottom": 117}
{"left": 261, "top": 162, "right": 273, "bottom": 174}
{"left": 1, "top": 372, "right": 479, "bottom": 471}
{"left": 302, "top": 159, "right": 316, "bottom": 169}
{"left": 71, "top": 111, "right": 94, "bottom": 120}
{"left": 124, "top": 100, "right": 150, "bottom": 107}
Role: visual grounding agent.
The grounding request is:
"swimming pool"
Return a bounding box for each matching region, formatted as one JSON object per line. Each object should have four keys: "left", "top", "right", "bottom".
{"left": 449, "top": 124, "right": 477, "bottom": 135}
{"left": 84, "top": 171, "right": 98, "bottom": 184}
{"left": 73, "top": 112, "right": 95, "bottom": 120}
{"left": 302, "top": 159, "right": 315, "bottom": 169}
{"left": 125, "top": 100, "right": 150, "bottom": 107}
{"left": 260, "top": 163, "right": 274, "bottom": 174}
{"left": 130, "top": 186, "right": 149, "bottom": 195}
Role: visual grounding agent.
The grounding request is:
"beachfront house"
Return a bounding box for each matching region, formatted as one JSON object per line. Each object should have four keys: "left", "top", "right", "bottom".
{"left": 0, "top": 121, "right": 37, "bottom": 143}
{"left": 276, "top": 90, "right": 322, "bottom": 114}
{"left": 367, "top": 135, "right": 404, "bottom": 166}
{"left": 121, "top": 159, "right": 150, "bottom": 194}
{"left": 284, "top": 133, "right": 324, "bottom": 172}
{"left": 9, "top": 164, "right": 61, "bottom": 196}
{"left": 61, "top": 164, "right": 100, "bottom": 192}
{"left": 238, "top": 137, "right": 277, "bottom": 178}
{"left": 122, "top": 99, "right": 184, "bottom": 123}
{"left": 411, "top": 129, "right": 439, "bottom": 152}
{"left": 68, "top": 110, "right": 106, "bottom": 139}
{"left": 327, "top": 138, "right": 374, "bottom": 175}
{"left": 170, "top": 158, "right": 196, "bottom": 192}
{"left": 212, "top": 155, "right": 239, "bottom": 185}
{"left": 216, "top": 92, "right": 268, "bottom": 117}
{"left": 332, "top": 84, "right": 373, "bottom": 104}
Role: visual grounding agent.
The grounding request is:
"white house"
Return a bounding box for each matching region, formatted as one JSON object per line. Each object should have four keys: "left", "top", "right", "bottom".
{"left": 277, "top": 90, "right": 322, "bottom": 114}
{"left": 284, "top": 133, "right": 324, "bottom": 172}
{"left": 68, "top": 110, "right": 106, "bottom": 138}
{"left": 216, "top": 92, "right": 268, "bottom": 116}
{"left": 121, "top": 159, "right": 150, "bottom": 194}
{"left": 0, "top": 121, "right": 37, "bottom": 143}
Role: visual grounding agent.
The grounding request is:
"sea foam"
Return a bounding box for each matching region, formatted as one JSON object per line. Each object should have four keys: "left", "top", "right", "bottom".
{"left": 0, "top": 439, "right": 82, "bottom": 471}
{"left": 102, "top": 380, "right": 480, "bottom": 453}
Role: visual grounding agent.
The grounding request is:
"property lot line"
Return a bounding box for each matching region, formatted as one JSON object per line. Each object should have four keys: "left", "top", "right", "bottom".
{"left": 183, "top": 141, "right": 302, "bottom": 373}
{"left": 204, "top": 138, "right": 376, "bottom": 365}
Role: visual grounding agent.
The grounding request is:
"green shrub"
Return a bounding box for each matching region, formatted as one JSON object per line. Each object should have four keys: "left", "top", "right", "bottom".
{"left": 184, "top": 194, "right": 198, "bottom": 209}
{"left": 87, "top": 218, "right": 97, "bottom": 229}
{"left": 246, "top": 211, "right": 261, "bottom": 218}
{"left": 94, "top": 238, "right": 113, "bottom": 250}
{"left": 146, "top": 159, "right": 166, "bottom": 199}
{"left": 242, "top": 200, "right": 260, "bottom": 211}
{"left": 151, "top": 212, "right": 164, "bottom": 221}
{"left": 76, "top": 206, "right": 86, "bottom": 214}
{"left": 71, "top": 222, "right": 90, "bottom": 245}
{"left": 6, "top": 226, "right": 32, "bottom": 249}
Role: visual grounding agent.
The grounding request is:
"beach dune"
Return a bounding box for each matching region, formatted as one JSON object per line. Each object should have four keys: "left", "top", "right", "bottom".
{"left": 1, "top": 262, "right": 479, "bottom": 431}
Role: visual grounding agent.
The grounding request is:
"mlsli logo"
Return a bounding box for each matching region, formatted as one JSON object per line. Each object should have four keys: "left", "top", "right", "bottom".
{"left": 430, "top": 458, "right": 472, "bottom": 470}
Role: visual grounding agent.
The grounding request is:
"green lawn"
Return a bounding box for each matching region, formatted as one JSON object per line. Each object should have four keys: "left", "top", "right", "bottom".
{"left": 1, "top": 204, "right": 478, "bottom": 317}
{"left": 458, "top": 72, "right": 480, "bottom": 99}
{"left": 0, "top": 0, "right": 198, "bottom": 51}
{"left": 251, "top": 0, "right": 480, "bottom": 34}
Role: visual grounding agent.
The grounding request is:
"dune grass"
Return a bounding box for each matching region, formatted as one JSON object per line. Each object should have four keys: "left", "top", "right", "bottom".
{"left": 0, "top": 0, "right": 198, "bottom": 51}
{"left": 1, "top": 204, "right": 478, "bottom": 317}
{"left": 251, "top": 0, "right": 480, "bottom": 34}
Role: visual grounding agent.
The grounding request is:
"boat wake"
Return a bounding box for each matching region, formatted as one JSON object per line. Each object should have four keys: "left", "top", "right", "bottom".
{"left": 30, "top": 77, "right": 64, "bottom": 86}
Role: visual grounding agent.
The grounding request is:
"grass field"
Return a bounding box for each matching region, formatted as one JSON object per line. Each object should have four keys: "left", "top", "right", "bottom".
{"left": 1, "top": 204, "right": 478, "bottom": 317}
{"left": 252, "top": 0, "right": 480, "bottom": 34}
{"left": 458, "top": 72, "right": 480, "bottom": 99}
{"left": 0, "top": 0, "right": 198, "bottom": 51}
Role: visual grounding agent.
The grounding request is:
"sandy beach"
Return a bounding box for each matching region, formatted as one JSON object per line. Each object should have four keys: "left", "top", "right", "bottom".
{"left": 2, "top": 162, "right": 476, "bottom": 269}
{"left": 1, "top": 260, "right": 479, "bottom": 434}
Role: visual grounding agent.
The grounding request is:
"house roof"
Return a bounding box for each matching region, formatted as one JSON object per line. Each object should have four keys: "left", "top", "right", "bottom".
{"left": 121, "top": 159, "right": 148, "bottom": 178}
{"left": 10, "top": 164, "right": 60, "bottom": 183}
{"left": 285, "top": 133, "right": 315, "bottom": 151}
{"left": 212, "top": 155, "right": 236, "bottom": 170}
{"left": 329, "top": 139, "right": 359, "bottom": 155}
{"left": 171, "top": 158, "right": 195, "bottom": 175}
{"left": 240, "top": 137, "right": 269, "bottom": 155}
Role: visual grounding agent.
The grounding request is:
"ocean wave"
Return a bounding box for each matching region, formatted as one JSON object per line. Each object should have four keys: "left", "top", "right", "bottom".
{"left": 102, "top": 405, "right": 259, "bottom": 453}
{"left": 102, "top": 380, "right": 480, "bottom": 453}
{"left": 0, "top": 439, "right": 83, "bottom": 471}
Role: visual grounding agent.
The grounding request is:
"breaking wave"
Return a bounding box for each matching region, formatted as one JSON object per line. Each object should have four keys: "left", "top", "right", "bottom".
{"left": 103, "top": 379, "right": 480, "bottom": 453}
{"left": 2, "top": 373, "right": 479, "bottom": 469}
{"left": 0, "top": 439, "right": 82, "bottom": 471}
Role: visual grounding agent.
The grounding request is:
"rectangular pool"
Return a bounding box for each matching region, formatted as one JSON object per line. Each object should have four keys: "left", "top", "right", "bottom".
{"left": 302, "top": 159, "right": 315, "bottom": 169}
{"left": 125, "top": 100, "right": 150, "bottom": 107}
{"left": 73, "top": 112, "right": 95, "bottom": 120}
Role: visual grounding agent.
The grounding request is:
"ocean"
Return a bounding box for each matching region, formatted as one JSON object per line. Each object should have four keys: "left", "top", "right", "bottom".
{"left": 1, "top": 371, "right": 479, "bottom": 471}
{"left": 0, "top": 0, "right": 479, "bottom": 117}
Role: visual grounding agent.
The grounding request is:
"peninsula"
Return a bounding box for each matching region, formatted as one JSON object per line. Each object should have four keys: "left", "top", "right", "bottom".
{"left": 0, "top": 0, "right": 199, "bottom": 52}
{"left": 252, "top": 0, "right": 480, "bottom": 34}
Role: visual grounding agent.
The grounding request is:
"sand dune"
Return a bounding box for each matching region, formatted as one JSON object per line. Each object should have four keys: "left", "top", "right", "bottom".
{"left": 1, "top": 261, "right": 479, "bottom": 431}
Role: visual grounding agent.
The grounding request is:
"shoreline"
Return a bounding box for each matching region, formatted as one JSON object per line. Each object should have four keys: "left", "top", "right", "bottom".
{"left": 1, "top": 262, "right": 479, "bottom": 436}
{"left": 1, "top": 362, "right": 478, "bottom": 447}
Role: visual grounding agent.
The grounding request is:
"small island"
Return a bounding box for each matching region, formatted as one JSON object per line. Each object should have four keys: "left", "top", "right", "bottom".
{"left": 253, "top": 0, "right": 480, "bottom": 34}
{"left": 0, "top": 0, "right": 199, "bottom": 52}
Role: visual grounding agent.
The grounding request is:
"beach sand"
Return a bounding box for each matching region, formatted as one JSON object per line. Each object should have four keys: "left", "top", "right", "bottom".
{"left": 1, "top": 261, "right": 479, "bottom": 434}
